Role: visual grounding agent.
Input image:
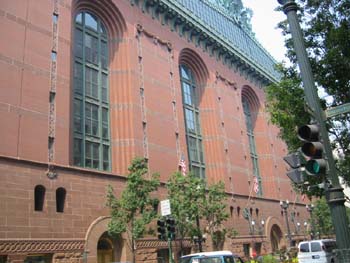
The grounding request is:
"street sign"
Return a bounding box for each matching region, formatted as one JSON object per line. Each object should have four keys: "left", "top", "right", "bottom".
{"left": 325, "top": 103, "right": 350, "bottom": 118}
{"left": 160, "top": 199, "right": 171, "bottom": 216}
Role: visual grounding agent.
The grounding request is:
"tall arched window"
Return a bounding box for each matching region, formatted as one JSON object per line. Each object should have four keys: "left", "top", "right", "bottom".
{"left": 242, "top": 96, "right": 262, "bottom": 195}
{"left": 180, "top": 65, "right": 205, "bottom": 179}
{"left": 34, "top": 185, "right": 45, "bottom": 211}
{"left": 73, "top": 12, "right": 110, "bottom": 171}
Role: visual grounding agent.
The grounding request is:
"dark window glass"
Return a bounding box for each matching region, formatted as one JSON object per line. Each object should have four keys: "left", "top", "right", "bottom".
{"left": 311, "top": 242, "right": 322, "bottom": 252}
{"left": 74, "top": 99, "right": 83, "bottom": 133}
{"left": 0, "top": 255, "right": 7, "bottom": 263}
{"left": 73, "top": 138, "right": 82, "bottom": 166}
{"left": 85, "top": 33, "right": 98, "bottom": 65}
{"left": 101, "top": 73, "right": 108, "bottom": 102}
{"left": 102, "top": 108, "right": 109, "bottom": 139}
{"left": 223, "top": 256, "right": 234, "bottom": 263}
{"left": 92, "top": 142, "right": 100, "bottom": 168}
{"left": 323, "top": 241, "right": 336, "bottom": 252}
{"left": 85, "top": 103, "right": 99, "bottom": 136}
{"left": 74, "top": 62, "right": 83, "bottom": 94}
{"left": 103, "top": 145, "right": 109, "bottom": 170}
{"left": 299, "top": 243, "right": 309, "bottom": 252}
{"left": 34, "top": 185, "right": 45, "bottom": 211}
{"left": 24, "top": 255, "right": 52, "bottom": 263}
{"left": 74, "top": 29, "right": 83, "bottom": 58}
{"left": 56, "top": 187, "right": 66, "bottom": 213}
{"left": 85, "top": 67, "right": 98, "bottom": 98}
{"left": 101, "top": 41, "right": 108, "bottom": 69}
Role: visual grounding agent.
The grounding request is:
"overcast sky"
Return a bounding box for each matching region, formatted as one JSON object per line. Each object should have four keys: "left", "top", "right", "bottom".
{"left": 242, "top": 0, "right": 287, "bottom": 62}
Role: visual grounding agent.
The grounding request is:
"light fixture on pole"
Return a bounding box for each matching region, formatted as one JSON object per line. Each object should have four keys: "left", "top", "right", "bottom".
{"left": 280, "top": 200, "right": 293, "bottom": 247}
{"left": 251, "top": 220, "right": 255, "bottom": 235}
{"left": 306, "top": 204, "right": 315, "bottom": 239}
{"left": 304, "top": 221, "right": 308, "bottom": 239}
{"left": 297, "top": 222, "right": 301, "bottom": 233}
{"left": 259, "top": 219, "right": 265, "bottom": 235}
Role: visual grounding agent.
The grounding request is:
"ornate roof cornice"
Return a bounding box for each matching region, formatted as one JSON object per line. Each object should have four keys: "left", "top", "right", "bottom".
{"left": 130, "top": 0, "right": 281, "bottom": 86}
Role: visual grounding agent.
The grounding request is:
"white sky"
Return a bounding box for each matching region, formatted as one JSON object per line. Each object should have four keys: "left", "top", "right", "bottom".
{"left": 242, "top": 0, "right": 287, "bottom": 62}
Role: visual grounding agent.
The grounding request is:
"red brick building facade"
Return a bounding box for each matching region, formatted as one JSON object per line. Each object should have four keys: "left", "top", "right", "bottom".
{"left": 0, "top": 0, "right": 310, "bottom": 262}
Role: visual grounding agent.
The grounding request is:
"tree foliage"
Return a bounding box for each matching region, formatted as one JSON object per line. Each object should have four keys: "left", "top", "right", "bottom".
{"left": 203, "top": 181, "right": 229, "bottom": 250}
{"left": 266, "top": 0, "right": 350, "bottom": 187}
{"left": 265, "top": 64, "right": 308, "bottom": 152}
{"left": 167, "top": 172, "right": 228, "bottom": 251}
{"left": 106, "top": 157, "right": 160, "bottom": 262}
{"left": 167, "top": 172, "right": 206, "bottom": 243}
{"left": 311, "top": 197, "right": 334, "bottom": 237}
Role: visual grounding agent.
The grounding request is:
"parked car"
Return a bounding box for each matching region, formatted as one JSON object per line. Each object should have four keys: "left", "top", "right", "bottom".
{"left": 297, "top": 239, "right": 337, "bottom": 263}
{"left": 180, "top": 250, "right": 244, "bottom": 263}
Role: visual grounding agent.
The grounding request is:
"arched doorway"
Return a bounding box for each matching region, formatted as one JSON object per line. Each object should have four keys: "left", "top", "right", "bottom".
{"left": 97, "top": 232, "right": 114, "bottom": 263}
{"left": 270, "top": 224, "right": 283, "bottom": 252}
{"left": 85, "top": 217, "right": 126, "bottom": 263}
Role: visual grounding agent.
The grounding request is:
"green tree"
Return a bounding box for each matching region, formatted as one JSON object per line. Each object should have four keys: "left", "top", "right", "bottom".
{"left": 106, "top": 157, "right": 160, "bottom": 263}
{"left": 266, "top": 0, "right": 350, "bottom": 189}
{"left": 203, "top": 181, "right": 229, "bottom": 250}
{"left": 167, "top": 172, "right": 206, "bottom": 253}
{"left": 311, "top": 197, "right": 334, "bottom": 237}
{"left": 167, "top": 172, "right": 228, "bottom": 252}
{"left": 265, "top": 64, "right": 308, "bottom": 152}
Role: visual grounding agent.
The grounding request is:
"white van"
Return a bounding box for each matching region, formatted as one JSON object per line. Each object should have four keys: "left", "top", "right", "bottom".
{"left": 297, "top": 239, "right": 337, "bottom": 263}
{"left": 180, "top": 251, "right": 244, "bottom": 263}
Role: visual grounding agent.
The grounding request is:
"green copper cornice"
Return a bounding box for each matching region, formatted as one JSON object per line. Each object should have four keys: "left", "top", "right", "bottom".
{"left": 130, "top": 0, "right": 281, "bottom": 85}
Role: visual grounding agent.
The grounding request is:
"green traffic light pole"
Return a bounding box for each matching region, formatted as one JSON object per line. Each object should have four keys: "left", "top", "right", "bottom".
{"left": 168, "top": 236, "right": 174, "bottom": 263}
{"left": 277, "top": 0, "right": 350, "bottom": 260}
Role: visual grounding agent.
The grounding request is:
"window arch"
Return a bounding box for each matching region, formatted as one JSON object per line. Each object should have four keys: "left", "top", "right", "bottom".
{"left": 34, "top": 185, "right": 45, "bottom": 211}
{"left": 73, "top": 11, "right": 111, "bottom": 171}
{"left": 242, "top": 88, "right": 262, "bottom": 195}
{"left": 56, "top": 187, "right": 66, "bottom": 213}
{"left": 179, "top": 64, "right": 205, "bottom": 179}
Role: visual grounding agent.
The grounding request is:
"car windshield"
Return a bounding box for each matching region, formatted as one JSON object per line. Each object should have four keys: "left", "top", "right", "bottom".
{"left": 192, "top": 257, "right": 222, "bottom": 263}
{"left": 180, "top": 257, "right": 194, "bottom": 263}
{"left": 180, "top": 256, "right": 238, "bottom": 263}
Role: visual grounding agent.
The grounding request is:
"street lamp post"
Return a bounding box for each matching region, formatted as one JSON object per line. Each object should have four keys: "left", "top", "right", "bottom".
{"left": 306, "top": 204, "right": 315, "bottom": 239}
{"left": 276, "top": 1, "right": 350, "bottom": 255}
{"left": 304, "top": 221, "right": 308, "bottom": 240}
{"left": 251, "top": 220, "right": 256, "bottom": 235}
{"left": 296, "top": 222, "right": 301, "bottom": 234}
{"left": 280, "top": 200, "right": 293, "bottom": 247}
{"left": 260, "top": 220, "right": 265, "bottom": 235}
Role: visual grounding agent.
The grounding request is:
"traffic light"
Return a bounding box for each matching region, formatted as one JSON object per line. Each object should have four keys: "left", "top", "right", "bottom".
{"left": 166, "top": 217, "right": 176, "bottom": 240}
{"left": 297, "top": 124, "right": 327, "bottom": 176}
{"left": 157, "top": 219, "right": 166, "bottom": 241}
